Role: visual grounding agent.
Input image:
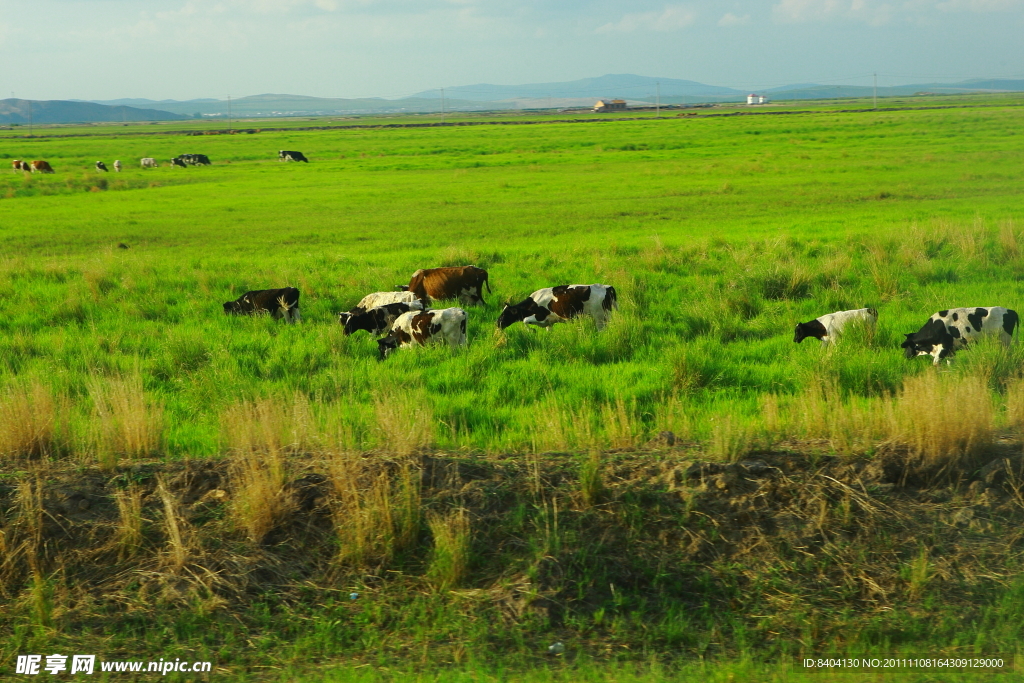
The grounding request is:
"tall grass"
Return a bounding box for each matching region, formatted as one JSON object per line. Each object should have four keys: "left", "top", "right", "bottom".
{"left": 0, "top": 381, "right": 62, "bottom": 459}
{"left": 87, "top": 372, "right": 164, "bottom": 468}
{"left": 427, "top": 508, "right": 471, "bottom": 591}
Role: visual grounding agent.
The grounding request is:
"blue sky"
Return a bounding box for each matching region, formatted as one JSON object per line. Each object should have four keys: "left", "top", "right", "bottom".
{"left": 1, "top": 0, "right": 1021, "bottom": 100}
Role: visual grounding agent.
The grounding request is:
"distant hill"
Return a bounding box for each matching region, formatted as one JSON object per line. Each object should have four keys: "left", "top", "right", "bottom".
{"left": 0, "top": 99, "right": 188, "bottom": 124}
{"left": 81, "top": 94, "right": 480, "bottom": 117}
{"left": 412, "top": 74, "right": 744, "bottom": 101}
{"left": 764, "top": 79, "right": 1024, "bottom": 100}
{"left": 32, "top": 75, "right": 1024, "bottom": 123}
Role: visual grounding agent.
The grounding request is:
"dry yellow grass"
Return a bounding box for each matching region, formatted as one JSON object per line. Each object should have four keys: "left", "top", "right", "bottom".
{"left": 328, "top": 453, "right": 421, "bottom": 567}
{"left": 88, "top": 373, "right": 164, "bottom": 468}
{"left": 157, "top": 477, "right": 187, "bottom": 570}
{"left": 112, "top": 484, "right": 144, "bottom": 560}
{"left": 373, "top": 388, "right": 434, "bottom": 455}
{"left": 427, "top": 508, "right": 470, "bottom": 591}
{"left": 0, "top": 381, "right": 62, "bottom": 459}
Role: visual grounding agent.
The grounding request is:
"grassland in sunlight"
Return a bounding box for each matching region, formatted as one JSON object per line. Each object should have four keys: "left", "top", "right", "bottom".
{"left": 2, "top": 95, "right": 1024, "bottom": 680}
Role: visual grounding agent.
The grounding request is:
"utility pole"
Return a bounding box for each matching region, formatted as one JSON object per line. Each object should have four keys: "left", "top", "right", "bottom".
{"left": 873, "top": 73, "right": 877, "bottom": 110}
{"left": 656, "top": 81, "right": 661, "bottom": 118}
{"left": 440, "top": 87, "right": 445, "bottom": 125}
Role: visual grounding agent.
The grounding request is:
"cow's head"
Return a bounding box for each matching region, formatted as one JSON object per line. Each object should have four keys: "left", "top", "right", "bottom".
{"left": 497, "top": 299, "right": 533, "bottom": 330}
{"left": 223, "top": 300, "right": 242, "bottom": 315}
{"left": 793, "top": 320, "right": 827, "bottom": 344}
{"left": 343, "top": 309, "right": 384, "bottom": 336}
{"left": 377, "top": 334, "right": 400, "bottom": 360}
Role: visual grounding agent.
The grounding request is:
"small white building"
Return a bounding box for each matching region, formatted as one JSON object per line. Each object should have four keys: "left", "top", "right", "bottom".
{"left": 747, "top": 94, "right": 768, "bottom": 105}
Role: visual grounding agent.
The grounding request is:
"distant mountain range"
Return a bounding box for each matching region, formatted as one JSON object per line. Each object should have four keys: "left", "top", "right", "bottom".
{"left": 0, "top": 99, "right": 189, "bottom": 125}
{"left": 4, "top": 75, "right": 1024, "bottom": 125}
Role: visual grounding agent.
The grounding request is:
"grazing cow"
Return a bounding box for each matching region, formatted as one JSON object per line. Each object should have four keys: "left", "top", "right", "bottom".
{"left": 173, "top": 154, "right": 211, "bottom": 166}
{"left": 170, "top": 157, "right": 187, "bottom": 168}
{"left": 278, "top": 150, "right": 309, "bottom": 162}
{"left": 902, "top": 307, "right": 1018, "bottom": 365}
{"left": 113, "top": 160, "right": 122, "bottom": 172}
{"left": 355, "top": 290, "right": 427, "bottom": 311}
{"left": 377, "top": 308, "right": 468, "bottom": 359}
{"left": 11, "top": 159, "right": 29, "bottom": 172}
{"left": 342, "top": 300, "right": 426, "bottom": 336}
{"left": 141, "top": 158, "right": 158, "bottom": 168}
{"left": 794, "top": 308, "right": 878, "bottom": 346}
{"left": 403, "top": 265, "right": 490, "bottom": 306}
{"left": 95, "top": 161, "right": 109, "bottom": 172}
{"left": 223, "top": 287, "right": 301, "bottom": 323}
{"left": 497, "top": 284, "right": 618, "bottom": 331}
{"left": 30, "top": 160, "right": 54, "bottom": 174}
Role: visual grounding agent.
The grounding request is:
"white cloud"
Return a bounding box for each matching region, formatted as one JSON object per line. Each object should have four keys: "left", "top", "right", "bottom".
{"left": 937, "top": 0, "right": 1023, "bottom": 10}
{"left": 596, "top": 5, "right": 696, "bottom": 34}
{"left": 718, "top": 11, "right": 751, "bottom": 25}
{"left": 771, "top": 0, "right": 893, "bottom": 24}
{"left": 772, "top": 0, "right": 1022, "bottom": 23}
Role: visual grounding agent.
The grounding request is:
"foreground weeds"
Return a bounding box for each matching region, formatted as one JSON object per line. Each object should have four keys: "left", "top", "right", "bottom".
{"left": 2, "top": 442, "right": 1024, "bottom": 675}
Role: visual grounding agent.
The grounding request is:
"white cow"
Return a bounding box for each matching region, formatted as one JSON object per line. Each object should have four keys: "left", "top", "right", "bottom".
{"left": 794, "top": 308, "right": 878, "bottom": 346}
{"left": 377, "top": 308, "right": 467, "bottom": 359}
{"left": 140, "top": 158, "right": 158, "bottom": 168}
{"left": 113, "top": 160, "right": 122, "bottom": 172}
{"left": 355, "top": 290, "right": 426, "bottom": 310}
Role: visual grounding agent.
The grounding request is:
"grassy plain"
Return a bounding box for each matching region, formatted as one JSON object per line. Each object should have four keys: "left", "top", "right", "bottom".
{"left": 2, "top": 95, "right": 1024, "bottom": 679}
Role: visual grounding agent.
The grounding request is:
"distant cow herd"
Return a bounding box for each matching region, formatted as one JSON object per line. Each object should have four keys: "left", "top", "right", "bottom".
{"left": 10, "top": 150, "right": 312, "bottom": 174}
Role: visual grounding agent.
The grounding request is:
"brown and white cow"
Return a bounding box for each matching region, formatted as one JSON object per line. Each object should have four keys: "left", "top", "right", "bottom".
{"left": 403, "top": 266, "right": 490, "bottom": 306}
{"left": 377, "top": 308, "right": 467, "bottom": 359}
{"left": 11, "top": 159, "right": 29, "bottom": 172}
{"left": 30, "top": 160, "right": 54, "bottom": 174}
{"left": 497, "top": 284, "right": 618, "bottom": 331}
{"left": 223, "top": 287, "right": 301, "bottom": 323}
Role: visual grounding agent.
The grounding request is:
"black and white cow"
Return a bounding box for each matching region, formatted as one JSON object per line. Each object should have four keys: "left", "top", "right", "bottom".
{"left": 95, "top": 161, "right": 109, "bottom": 172}
{"left": 901, "top": 307, "right": 1018, "bottom": 365}
{"left": 278, "top": 150, "right": 309, "bottom": 162}
{"left": 341, "top": 300, "right": 426, "bottom": 335}
{"left": 497, "top": 284, "right": 617, "bottom": 331}
{"left": 223, "top": 287, "right": 301, "bottom": 323}
{"left": 173, "top": 154, "right": 211, "bottom": 166}
{"left": 377, "top": 308, "right": 467, "bottom": 359}
{"left": 794, "top": 308, "right": 878, "bottom": 346}
{"left": 170, "top": 157, "right": 188, "bottom": 168}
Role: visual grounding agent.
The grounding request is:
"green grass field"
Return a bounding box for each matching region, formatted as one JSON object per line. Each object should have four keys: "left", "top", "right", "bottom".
{"left": 2, "top": 94, "right": 1024, "bottom": 680}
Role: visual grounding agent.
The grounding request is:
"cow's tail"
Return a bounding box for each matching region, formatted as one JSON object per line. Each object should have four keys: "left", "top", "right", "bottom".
{"left": 603, "top": 286, "right": 618, "bottom": 312}
{"left": 484, "top": 270, "right": 492, "bottom": 294}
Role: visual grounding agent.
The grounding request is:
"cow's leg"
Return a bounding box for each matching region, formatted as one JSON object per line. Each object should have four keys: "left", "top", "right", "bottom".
{"left": 291, "top": 307, "right": 301, "bottom": 324}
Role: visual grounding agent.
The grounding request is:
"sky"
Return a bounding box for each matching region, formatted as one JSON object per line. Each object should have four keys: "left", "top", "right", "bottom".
{"left": 1, "top": 0, "right": 1022, "bottom": 101}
